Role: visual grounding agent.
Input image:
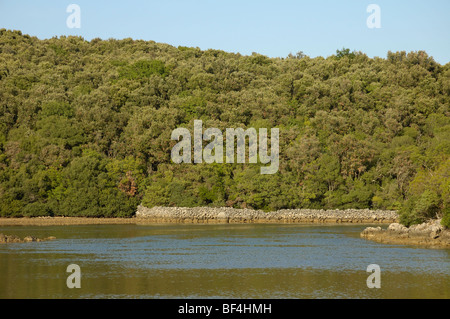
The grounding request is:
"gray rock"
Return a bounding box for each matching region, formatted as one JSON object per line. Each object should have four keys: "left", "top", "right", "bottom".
{"left": 361, "top": 218, "right": 450, "bottom": 248}
{"left": 135, "top": 206, "right": 398, "bottom": 224}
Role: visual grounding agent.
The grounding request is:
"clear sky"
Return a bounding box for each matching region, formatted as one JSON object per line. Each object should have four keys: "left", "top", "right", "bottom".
{"left": 1, "top": 0, "right": 449, "bottom": 64}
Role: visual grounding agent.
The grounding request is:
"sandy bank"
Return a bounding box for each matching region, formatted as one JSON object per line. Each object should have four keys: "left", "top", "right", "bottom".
{"left": 0, "top": 217, "right": 138, "bottom": 226}
{"left": 361, "top": 219, "right": 450, "bottom": 248}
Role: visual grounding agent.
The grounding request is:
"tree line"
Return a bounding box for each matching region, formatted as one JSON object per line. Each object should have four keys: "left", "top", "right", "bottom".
{"left": 0, "top": 30, "right": 448, "bottom": 227}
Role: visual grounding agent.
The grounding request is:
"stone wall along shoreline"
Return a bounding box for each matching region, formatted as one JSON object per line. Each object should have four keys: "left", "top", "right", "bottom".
{"left": 135, "top": 205, "right": 399, "bottom": 224}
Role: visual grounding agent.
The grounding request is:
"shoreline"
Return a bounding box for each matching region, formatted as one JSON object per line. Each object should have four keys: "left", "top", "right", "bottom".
{"left": 0, "top": 217, "right": 138, "bottom": 226}
{"left": 361, "top": 219, "right": 450, "bottom": 248}
{"left": 2, "top": 207, "right": 447, "bottom": 248}
{"left": 134, "top": 206, "right": 398, "bottom": 224}
{"left": 0, "top": 206, "right": 399, "bottom": 226}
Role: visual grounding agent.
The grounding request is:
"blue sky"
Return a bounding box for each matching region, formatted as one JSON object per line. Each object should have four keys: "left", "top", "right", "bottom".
{"left": 1, "top": 0, "right": 449, "bottom": 64}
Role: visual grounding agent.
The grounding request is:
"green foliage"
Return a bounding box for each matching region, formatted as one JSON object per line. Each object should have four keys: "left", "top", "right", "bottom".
{"left": 442, "top": 207, "right": 450, "bottom": 228}
{"left": 118, "top": 60, "right": 168, "bottom": 80}
{"left": 336, "top": 48, "right": 356, "bottom": 59}
{"left": 0, "top": 29, "right": 449, "bottom": 223}
{"left": 40, "top": 101, "right": 74, "bottom": 118}
{"left": 22, "top": 202, "right": 53, "bottom": 217}
{"left": 399, "top": 191, "right": 439, "bottom": 227}
{"left": 399, "top": 158, "right": 450, "bottom": 226}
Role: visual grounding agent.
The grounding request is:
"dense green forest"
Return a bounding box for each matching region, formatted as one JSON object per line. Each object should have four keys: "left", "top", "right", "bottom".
{"left": 0, "top": 29, "right": 449, "bottom": 227}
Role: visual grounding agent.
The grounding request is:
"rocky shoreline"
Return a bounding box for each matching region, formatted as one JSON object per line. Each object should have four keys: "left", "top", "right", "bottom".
{"left": 0, "top": 233, "right": 56, "bottom": 244}
{"left": 1, "top": 207, "right": 448, "bottom": 248}
{"left": 135, "top": 205, "right": 399, "bottom": 224}
{"left": 361, "top": 219, "right": 450, "bottom": 248}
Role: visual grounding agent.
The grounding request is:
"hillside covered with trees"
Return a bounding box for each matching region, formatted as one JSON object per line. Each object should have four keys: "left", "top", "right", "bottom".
{"left": 0, "top": 29, "right": 449, "bottom": 227}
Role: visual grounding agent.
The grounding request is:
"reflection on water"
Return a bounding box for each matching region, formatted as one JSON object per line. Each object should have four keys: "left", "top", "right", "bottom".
{"left": 0, "top": 224, "right": 448, "bottom": 298}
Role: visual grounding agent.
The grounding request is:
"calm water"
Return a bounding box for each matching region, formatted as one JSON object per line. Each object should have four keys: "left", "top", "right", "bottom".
{"left": 0, "top": 223, "right": 448, "bottom": 299}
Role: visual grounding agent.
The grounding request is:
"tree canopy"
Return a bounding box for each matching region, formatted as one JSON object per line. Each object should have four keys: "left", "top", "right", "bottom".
{"left": 0, "top": 29, "right": 448, "bottom": 226}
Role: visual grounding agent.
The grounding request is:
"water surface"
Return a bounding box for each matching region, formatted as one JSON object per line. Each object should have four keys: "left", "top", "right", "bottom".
{"left": 0, "top": 224, "right": 448, "bottom": 298}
